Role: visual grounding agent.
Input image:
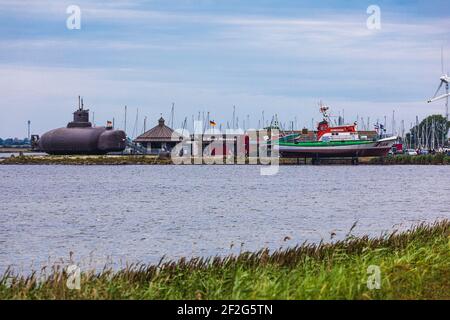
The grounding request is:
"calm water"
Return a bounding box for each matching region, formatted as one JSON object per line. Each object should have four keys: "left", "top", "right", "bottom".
{"left": 0, "top": 165, "right": 449, "bottom": 274}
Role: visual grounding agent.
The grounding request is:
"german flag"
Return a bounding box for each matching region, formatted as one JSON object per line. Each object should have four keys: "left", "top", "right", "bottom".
{"left": 209, "top": 120, "right": 217, "bottom": 127}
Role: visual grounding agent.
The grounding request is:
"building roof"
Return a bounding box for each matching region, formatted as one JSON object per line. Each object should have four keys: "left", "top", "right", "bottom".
{"left": 134, "top": 117, "right": 181, "bottom": 143}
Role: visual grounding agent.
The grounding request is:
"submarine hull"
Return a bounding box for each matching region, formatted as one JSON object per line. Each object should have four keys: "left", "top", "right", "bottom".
{"left": 39, "top": 127, "right": 126, "bottom": 155}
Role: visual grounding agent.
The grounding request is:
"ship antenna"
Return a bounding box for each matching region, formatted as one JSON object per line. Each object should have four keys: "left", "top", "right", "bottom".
{"left": 78, "top": 96, "right": 81, "bottom": 110}
{"left": 81, "top": 98, "right": 84, "bottom": 109}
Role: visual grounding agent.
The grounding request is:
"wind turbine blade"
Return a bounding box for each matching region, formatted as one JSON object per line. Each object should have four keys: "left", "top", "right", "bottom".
{"left": 428, "top": 93, "right": 450, "bottom": 103}
{"left": 430, "top": 81, "right": 444, "bottom": 100}
{"left": 441, "top": 46, "right": 444, "bottom": 74}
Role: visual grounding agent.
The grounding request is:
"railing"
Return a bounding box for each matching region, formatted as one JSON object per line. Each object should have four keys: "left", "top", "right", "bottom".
{"left": 125, "top": 139, "right": 147, "bottom": 154}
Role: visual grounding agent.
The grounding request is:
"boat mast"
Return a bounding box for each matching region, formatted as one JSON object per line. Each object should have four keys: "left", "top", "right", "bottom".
{"left": 124, "top": 105, "right": 127, "bottom": 136}
{"left": 170, "top": 103, "right": 175, "bottom": 128}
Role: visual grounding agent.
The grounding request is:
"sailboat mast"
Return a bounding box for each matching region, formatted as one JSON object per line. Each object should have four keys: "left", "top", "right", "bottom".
{"left": 170, "top": 102, "right": 175, "bottom": 128}
{"left": 124, "top": 105, "right": 127, "bottom": 136}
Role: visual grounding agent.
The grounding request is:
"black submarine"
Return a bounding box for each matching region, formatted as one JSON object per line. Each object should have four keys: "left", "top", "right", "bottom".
{"left": 38, "top": 97, "right": 127, "bottom": 155}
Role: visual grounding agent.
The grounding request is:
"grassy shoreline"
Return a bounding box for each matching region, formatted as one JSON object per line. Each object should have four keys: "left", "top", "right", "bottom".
{"left": 369, "top": 154, "right": 450, "bottom": 165}
{"left": 1, "top": 220, "right": 448, "bottom": 300}
{"left": 1, "top": 154, "right": 450, "bottom": 165}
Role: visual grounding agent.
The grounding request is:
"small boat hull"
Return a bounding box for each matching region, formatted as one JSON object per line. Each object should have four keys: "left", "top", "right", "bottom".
{"left": 276, "top": 136, "right": 397, "bottom": 158}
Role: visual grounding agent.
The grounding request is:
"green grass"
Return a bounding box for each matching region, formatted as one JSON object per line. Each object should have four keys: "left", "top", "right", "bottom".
{"left": 0, "top": 155, "right": 173, "bottom": 165}
{"left": 1, "top": 220, "right": 449, "bottom": 300}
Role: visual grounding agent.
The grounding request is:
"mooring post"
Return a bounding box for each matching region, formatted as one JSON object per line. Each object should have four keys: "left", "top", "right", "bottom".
{"left": 234, "top": 136, "right": 237, "bottom": 164}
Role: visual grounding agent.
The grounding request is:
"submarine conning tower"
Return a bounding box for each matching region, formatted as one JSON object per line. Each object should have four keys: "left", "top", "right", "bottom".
{"left": 68, "top": 97, "right": 92, "bottom": 128}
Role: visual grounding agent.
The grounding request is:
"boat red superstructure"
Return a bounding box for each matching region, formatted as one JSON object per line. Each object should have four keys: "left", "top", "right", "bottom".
{"left": 317, "top": 121, "right": 358, "bottom": 141}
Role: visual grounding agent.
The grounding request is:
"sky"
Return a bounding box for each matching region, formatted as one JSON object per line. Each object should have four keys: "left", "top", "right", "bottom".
{"left": 0, "top": 0, "right": 449, "bottom": 138}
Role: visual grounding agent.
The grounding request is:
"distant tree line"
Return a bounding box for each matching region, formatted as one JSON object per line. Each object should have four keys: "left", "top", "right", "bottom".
{"left": 0, "top": 137, "right": 30, "bottom": 146}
